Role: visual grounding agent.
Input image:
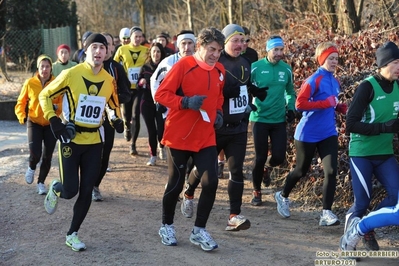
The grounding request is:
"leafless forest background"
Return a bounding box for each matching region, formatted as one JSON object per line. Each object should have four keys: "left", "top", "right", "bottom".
{"left": 75, "top": 0, "right": 398, "bottom": 42}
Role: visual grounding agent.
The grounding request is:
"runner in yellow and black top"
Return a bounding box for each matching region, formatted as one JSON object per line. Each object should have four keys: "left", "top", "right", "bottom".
{"left": 39, "top": 33, "right": 124, "bottom": 252}
{"left": 113, "top": 26, "right": 148, "bottom": 155}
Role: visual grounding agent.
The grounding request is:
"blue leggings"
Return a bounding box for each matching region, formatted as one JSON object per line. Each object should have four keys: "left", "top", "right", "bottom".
{"left": 359, "top": 193, "right": 399, "bottom": 234}
{"left": 346, "top": 156, "right": 399, "bottom": 229}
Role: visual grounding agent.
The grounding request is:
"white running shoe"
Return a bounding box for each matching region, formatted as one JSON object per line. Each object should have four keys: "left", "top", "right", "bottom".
{"left": 44, "top": 180, "right": 60, "bottom": 214}
{"left": 159, "top": 224, "right": 177, "bottom": 246}
{"left": 66, "top": 232, "right": 87, "bottom": 251}
{"left": 274, "top": 191, "right": 290, "bottom": 218}
{"left": 189, "top": 229, "right": 218, "bottom": 251}
{"left": 340, "top": 217, "right": 362, "bottom": 252}
{"left": 181, "top": 196, "right": 193, "bottom": 218}
{"left": 225, "top": 215, "right": 251, "bottom": 231}
{"left": 25, "top": 167, "right": 35, "bottom": 184}
{"left": 92, "top": 186, "right": 103, "bottom": 201}
{"left": 36, "top": 182, "right": 47, "bottom": 195}
{"left": 146, "top": 156, "right": 157, "bottom": 166}
{"left": 319, "top": 210, "right": 340, "bottom": 226}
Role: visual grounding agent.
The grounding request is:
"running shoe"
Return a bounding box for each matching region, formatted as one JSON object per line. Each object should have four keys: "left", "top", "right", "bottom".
{"left": 159, "top": 224, "right": 177, "bottom": 246}
{"left": 146, "top": 156, "right": 157, "bottom": 166}
{"left": 124, "top": 129, "right": 132, "bottom": 142}
{"left": 92, "top": 186, "right": 103, "bottom": 201}
{"left": 340, "top": 217, "right": 362, "bottom": 251}
{"left": 130, "top": 145, "right": 138, "bottom": 156}
{"left": 274, "top": 191, "right": 290, "bottom": 218}
{"left": 44, "top": 179, "right": 60, "bottom": 214}
{"left": 362, "top": 230, "right": 379, "bottom": 251}
{"left": 225, "top": 215, "right": 251, "bottom": 231}
{"left": 25, "top": 167, "right": 35, "bottom": 184}
{"left": 66, "top": 232, "right": 87, "bottom": 251}
{"left": 251, "top": 190, "right": 262, "bottom": 206}
{"left": 181, "top": 196, "right": 193, "bottom": 218}
{"left": 36, "top": 182, "right": 47, "bottom": 195}
{"left": 319, "top": 210, "right": 340, "bottom": 226}
{"left": 189, "top": 229, "right": 218, "bottom": 251}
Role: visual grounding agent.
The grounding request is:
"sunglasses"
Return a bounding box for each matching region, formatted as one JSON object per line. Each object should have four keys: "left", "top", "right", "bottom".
{"left": 123, "top": 37, "right": 130, "bottom": 40}
{"left": 244, "top": 39, "right": 250, "bottom": 43}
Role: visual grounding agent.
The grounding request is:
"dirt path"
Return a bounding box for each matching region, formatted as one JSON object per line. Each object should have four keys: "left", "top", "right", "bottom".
{"left": 0, "top": 123, "right": 398, "bottom": 265}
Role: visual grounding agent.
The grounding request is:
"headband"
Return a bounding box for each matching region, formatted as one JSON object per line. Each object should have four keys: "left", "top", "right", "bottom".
{"left": 266, "top": 37, "right": 284, "bottom": 52}
{"left": 176, "top": 33, "right": 196, "bottom": 46}
{"left": 318, "top": 46, "right": 339, "bottom": 66}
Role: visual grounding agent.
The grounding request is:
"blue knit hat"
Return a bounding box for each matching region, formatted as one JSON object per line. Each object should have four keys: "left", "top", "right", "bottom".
{"left": 266, "top": 36, "right": 284, "bottom": 52}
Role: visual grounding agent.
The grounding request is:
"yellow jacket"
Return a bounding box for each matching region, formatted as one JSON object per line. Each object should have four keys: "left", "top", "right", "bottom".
{"left": 15, "top": 73, "right": 62, "bottom": 126}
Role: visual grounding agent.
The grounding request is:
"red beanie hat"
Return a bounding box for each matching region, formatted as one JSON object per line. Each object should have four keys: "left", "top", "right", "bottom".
{"left": 57, "top": 44, "right": 71, "bottom": 54}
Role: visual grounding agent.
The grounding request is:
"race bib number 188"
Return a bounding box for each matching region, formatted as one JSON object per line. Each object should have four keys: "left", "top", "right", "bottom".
{"left": 229, "top": 85, "right": 248, "bottom": 114}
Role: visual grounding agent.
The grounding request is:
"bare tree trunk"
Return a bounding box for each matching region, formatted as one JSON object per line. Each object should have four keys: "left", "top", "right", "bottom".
{"left": 323, "top": 0, "right": 338, "bottom": 31}
{"left": 185, "top": 0, "right": 193, "bottom": 31}
{"left": 220, "top": 1, "right": 228, "bottom": 27}
{"left": 137, "top": 0, "right": 146, "bottom": 33}
{"left": 238, "top": 0, "right": 243, "bottom": 25}
{"left": 312, "top": 0, "right": 319, "bottom": 14}
{"left": 338, "top": 0, "right": 361, "bottom": 34}
{"left": 382, "top": 0, "right": 398, "bottom": 27}
{"left": 228, "top": 0, "right": 233, "bottom": 24}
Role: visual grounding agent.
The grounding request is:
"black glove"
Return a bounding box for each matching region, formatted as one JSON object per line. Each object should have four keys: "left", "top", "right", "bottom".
{"left": 245, "top": 103, "right": 257, "bottom": 114}
{"left": 379, "top": 119, "right": 399, "bottom": 133}
{"left": 49, "top": 117, "right": 73, "bottom": 143}
{"left": 156, "top": 103, "right": 167, "bottom": 113}
{"left": 214, "top": 110, "right": 223, "bottom": 129}
{"left": 248, "top": 84, "right": 268, "bottom": 102}
{"left": 182, "top": 95, "right": 207, "bottom": 111}
{"left": 286, "top": 110, "right": 295, "bottom": 123}
{"left": 111, "top": 118, "right": 124, "bottom": 133}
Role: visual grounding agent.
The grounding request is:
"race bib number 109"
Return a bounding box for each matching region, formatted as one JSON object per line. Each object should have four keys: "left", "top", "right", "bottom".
{"left": 128, "top": 67, "right": 140, "bottom": 85}
{"left": 75, "top": 94, "right": 106, "bottom": 125}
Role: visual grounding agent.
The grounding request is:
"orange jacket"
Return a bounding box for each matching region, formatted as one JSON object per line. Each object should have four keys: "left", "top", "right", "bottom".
{"left": 15, "top": 73, "right": 62, "bottom": 126}
{"left": 155, "top": 56, "right": 225, "bottom": 152}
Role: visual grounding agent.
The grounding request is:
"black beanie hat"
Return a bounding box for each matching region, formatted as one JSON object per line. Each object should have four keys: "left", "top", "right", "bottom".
{"left": 84, "top": 33, "right": 108, "bottom": 51}
{"left": 376, "top": 41, "right": 399, "bottom": 68}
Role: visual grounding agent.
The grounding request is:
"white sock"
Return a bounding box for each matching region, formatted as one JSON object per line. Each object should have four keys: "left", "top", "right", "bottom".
{"left": 193, "top": 226, "right": 204, "bottom": 234}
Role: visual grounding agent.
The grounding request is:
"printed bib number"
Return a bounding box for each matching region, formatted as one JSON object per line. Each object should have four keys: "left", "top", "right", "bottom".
{"left": 75, "top": 94, "right": 106, "bottom": 125}
{"left": 128, "top": 67, "right": 140, "bottom": 85}
{"left": 229, "top": 85, "right": 248, "bottom": 114}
